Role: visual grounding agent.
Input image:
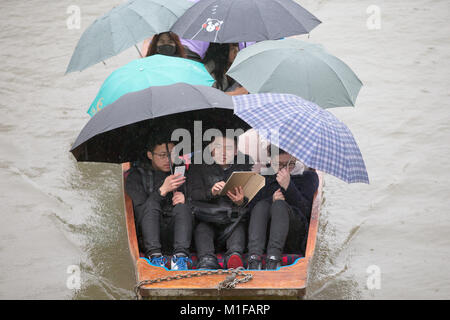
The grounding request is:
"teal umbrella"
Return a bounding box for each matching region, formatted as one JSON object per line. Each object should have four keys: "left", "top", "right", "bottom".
{"left": 65, "top": 0, "right": 195, "bottom": 74}
{"left": 87, "top": 54, "right": 214, "bottom": 116}
{"left": 227, "top": 38, "right": 363, "bottom": 108}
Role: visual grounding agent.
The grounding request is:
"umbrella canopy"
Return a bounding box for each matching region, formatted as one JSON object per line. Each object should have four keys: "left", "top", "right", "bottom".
{"left": 65, "top": 0, "right": 195, "bottom": 74}
{"left": 227, "top": 39, "right": 363, "bottom": 108}
{"left": 87, "top": 54, "right": 214, "bottom": 116}
{"left": 232, "top": 93, "right": 369, "bottom": 184}
{"left": 170, "top": 0, "right": 321, "bottom": 43}
{"left": 71, "top": 83, "right": 249, "bottom": 163}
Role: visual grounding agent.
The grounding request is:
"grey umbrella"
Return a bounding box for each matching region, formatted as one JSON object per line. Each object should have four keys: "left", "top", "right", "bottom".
{"left": 170, "top": 0, "right": 321, "bottom": 43}
{"left": 70, "top": 83, "right": 249, "bottom": 163}
{"left": 65, "top": 0, "right": 194, "bottom": 74}
{"left": 227, "top": 39, "right": 363, "bottom": 108}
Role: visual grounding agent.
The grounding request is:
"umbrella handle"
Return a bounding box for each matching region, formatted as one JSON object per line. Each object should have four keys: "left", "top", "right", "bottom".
{"left": 135, "top": 45, "right": 143, "bottom": 58}
{"left": 165, "top": 143, "right": 174, "bottom": 175}
{"left": 165, "top": 143, "right": 177, "bottom": 195}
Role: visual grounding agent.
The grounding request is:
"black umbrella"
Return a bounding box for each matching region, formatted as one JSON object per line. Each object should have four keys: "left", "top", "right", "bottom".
{"left": 70, "top": 83, "right": 249, "bottom": 163}
{"left": 170, "top": 0, "right": 321, "bottom": 43}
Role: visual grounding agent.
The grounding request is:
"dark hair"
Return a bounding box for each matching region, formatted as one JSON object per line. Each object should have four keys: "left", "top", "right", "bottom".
{"left": 203, "top": 43, "right": 239, "bottom": 91}
{"left": 147, "top": 134, "right": 175, "bottom": 153}
{"left": 211, "top": 134, "right": 238, "bottom": 146}
{"left": 146, "top": 32, "right": 186, "bottom": 58}
{"left": 267, "top": 144, "right": 288, "bottom": 157}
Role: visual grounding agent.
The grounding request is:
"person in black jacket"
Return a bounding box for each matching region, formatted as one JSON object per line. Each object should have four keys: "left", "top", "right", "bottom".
{"left": 188, "top": 135, "right": 253, "bottom": 269}
{"left": 125, "top": 135, "right": 193, "bottom": 270}
{"left": 247, "top": 145, "right": 319, "bottom": 270}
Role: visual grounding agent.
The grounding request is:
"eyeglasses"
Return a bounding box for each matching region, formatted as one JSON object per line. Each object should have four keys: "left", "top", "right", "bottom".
{"left": 152, "top": 152, "right": 170, "bottom": 159}
{"left": 271, "top": 157, "right": 296, "bottom": 170}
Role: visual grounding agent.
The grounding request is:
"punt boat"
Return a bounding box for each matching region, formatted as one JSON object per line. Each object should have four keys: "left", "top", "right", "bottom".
{"left": 122, "top": 162, "right": 323, "bottom": 299}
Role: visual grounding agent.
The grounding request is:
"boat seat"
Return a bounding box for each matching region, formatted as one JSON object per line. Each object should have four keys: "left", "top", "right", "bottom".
{"left": 139, "top": 252, "right": 303, "bottom": 269}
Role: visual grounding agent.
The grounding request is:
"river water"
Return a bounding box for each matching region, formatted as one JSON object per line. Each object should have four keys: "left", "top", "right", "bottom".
{"left": 0, "top": 0, "right": 449, "bottom": 299}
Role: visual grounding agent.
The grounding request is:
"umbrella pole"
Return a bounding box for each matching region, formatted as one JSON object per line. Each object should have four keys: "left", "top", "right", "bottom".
{"left": 166, "top": 143, "right": 177, "bottom": 194}
{"left": 166, "top": 143, "right": 173, "bottom": 175}
{"left": 135, "top": 45, "right": 143, "bottom": 58}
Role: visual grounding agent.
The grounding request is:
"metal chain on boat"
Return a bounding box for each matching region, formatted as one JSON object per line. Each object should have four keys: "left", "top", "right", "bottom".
{"left": 134, "top": 267, "right": 253, "bottom": 299}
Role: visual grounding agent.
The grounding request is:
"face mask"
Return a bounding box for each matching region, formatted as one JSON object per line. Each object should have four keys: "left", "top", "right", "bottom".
{"left": 156, "top": 45, "right": 176, "bottom": 56}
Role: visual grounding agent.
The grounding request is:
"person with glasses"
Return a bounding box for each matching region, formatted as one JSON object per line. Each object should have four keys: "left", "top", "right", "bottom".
{"left": 125, "top": 134, "right": 192, "bottom": 270}
{"left": 246, "top": 145, "right": 319, "bottom": 270}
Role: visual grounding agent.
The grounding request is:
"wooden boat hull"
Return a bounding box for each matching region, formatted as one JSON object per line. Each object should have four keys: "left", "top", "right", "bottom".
{"left": 122, "top": 162, "right": 323, "bottom": 299}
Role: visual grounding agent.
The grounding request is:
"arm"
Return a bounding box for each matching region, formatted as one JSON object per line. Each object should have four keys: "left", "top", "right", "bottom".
{"left": 187, "top": 164, "right": 215, "bottom": 201}
{"left": 125, "top": 169, "right": 148, "bottom": 207}
{"left": 125, "top": 169, "right": 156, "bottom": 224}
{"left": 246, "top": 176, "right": 272, "bottom": 211}
{"left": 225, "top": 86, "right": 249, "bottom": 96}
{"left": 282, "top": 171, "right": 319, "bottom": 216}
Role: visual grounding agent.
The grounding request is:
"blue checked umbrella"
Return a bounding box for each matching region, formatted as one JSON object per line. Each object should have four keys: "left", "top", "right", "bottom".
{"left": 232, "top": 93, "right": 369, "bottom": 184}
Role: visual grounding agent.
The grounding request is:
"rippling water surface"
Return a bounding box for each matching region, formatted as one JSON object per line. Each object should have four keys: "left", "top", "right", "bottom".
{"left": 0, "top": 0, "right": 449, "bottom": 299}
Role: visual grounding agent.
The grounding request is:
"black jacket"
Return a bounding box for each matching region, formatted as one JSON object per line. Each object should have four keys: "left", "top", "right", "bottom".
{"left": 125, "top": 160, "right": 189, "bottom": 224}
{"left": 187, "top": 153, "right": 254, "bottom": 208}
{"left": 248, "top": 170, "right": 319, "bottom": 223}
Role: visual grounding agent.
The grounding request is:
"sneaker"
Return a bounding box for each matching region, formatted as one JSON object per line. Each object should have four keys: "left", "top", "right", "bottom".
{"left": 148, "top": 254, "right": 167, "bottom": 268}
{"left": 197, "top": 256, "right": 220, "bottom": 270}
{"left": 247, "top": 254, "right": 262, "bottom": 270}
{"left": 265, "top": 255, "right": 281, "bottom": 270}
{"left": 226, "top": 252, "right": 243, "bottom": 269}
{"left": 171, "top": 254, "right": 191, "bottom": 271}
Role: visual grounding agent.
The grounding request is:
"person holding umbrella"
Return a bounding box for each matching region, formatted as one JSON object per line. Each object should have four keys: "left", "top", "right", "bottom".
{"left": 125, "top": 134, "right": 193, "bottom": 270}
{"left": 203, "top": 43, "right": 248, "bottom": 96}
{"left": 246, "top": 145, "right": 319, "bottom": 270}
{"left": 144, "top": 32, "right": 187, "bottom": 58}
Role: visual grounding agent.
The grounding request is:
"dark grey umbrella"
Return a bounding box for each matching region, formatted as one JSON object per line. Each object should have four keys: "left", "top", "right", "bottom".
{"left": 70, "top": 83, "right": 249, "bottom": 163}
{"left": 170, "top": 0, "right": 321, "bottom": 43}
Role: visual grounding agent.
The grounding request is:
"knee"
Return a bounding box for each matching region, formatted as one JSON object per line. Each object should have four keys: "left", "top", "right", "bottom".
{"left": 270, "top": 200, "right": 290, "bottom": 215}
{"left": 195, "top": 221, "right": 210, "bottom": 233}
{"left": 173, "top": 203, "right": 190, "bottom": 214}
{"left": 251, "top": 200, "right": 270, "bottom": 217}
{"left": 173, "top": 203, "right": 193, "bottom": 221}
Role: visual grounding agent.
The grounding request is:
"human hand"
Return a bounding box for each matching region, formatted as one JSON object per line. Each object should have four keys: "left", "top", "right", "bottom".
{"left": 225, "top": 87, "right": 249, "bottom": 96}
{"left": 272, "top": 188, "right": 285, "bottom": 202}
{"left": 276, "top": 168, "right": 290, "bottom": 190}
{"left": 172, "top": 191, "right": 185, "bottom": 206}
{"left": 227, "top": 186, "right": 244, "bottom": 206}
{"left": 211, "top": 181, "right": 226, "bottom": 196}
{"left": 160, "top": 173, "right": 186, "bottom": 196}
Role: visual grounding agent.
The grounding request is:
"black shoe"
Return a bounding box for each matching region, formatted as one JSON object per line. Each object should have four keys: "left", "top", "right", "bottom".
{"left": 197, "top": 256, "right": 220, "bottom": 269}
{"left": 265, "top": 256, "right": 281, "bottom": 270}
{"left": 247, "top": 254, "right": 262, "bottom": 270}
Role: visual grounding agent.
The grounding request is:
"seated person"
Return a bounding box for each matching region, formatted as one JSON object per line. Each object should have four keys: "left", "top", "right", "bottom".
{"left": 203, "top": 43, "right": 248, "bottom": 96}
{"left": 188, "top": 135, "right": 253, "bottom": 269}
{"left": 125, "top": 135, "right": 192, "bottom": 270}
{"left": 246, "top": 145, "right": 319, "bottom": 270}
{"left": 180, "top": 39, "right": 210, "bottom": 63}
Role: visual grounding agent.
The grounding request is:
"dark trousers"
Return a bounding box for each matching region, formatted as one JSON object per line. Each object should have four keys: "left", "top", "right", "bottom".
{"left": 248, "top": 200, "right": 308, "bottom": 258}
{"left": 194, "top": 221, "right": 246, "bottom": 260}
{"left": 138, "top": 201, "right": 193, "bottom": 257}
